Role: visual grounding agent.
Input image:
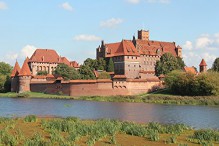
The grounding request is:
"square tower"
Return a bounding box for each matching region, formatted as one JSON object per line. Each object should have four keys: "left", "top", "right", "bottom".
{"left": 138, "top": 30, "right": 149, "bottom": 40}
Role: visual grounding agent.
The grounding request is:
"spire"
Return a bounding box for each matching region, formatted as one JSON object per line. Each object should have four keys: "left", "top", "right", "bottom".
{"left": 11, "top": 61, "right": 21, "bottom": 77}
{"left": 19, "top": 57, "right": 32, "bottom": 76}
{"left": 199, "top": 59, "right": 207, "bottom": 66}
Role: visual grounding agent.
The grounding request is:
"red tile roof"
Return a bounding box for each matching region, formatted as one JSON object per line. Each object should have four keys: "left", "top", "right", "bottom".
{"left": 199, "top": 59, "right": 207, "bottom": 66}
{"left": 105, "top": 40, "right": 139, "bottom": 57}
{"left": 19, "top": 57, "right": 32, "bottom": 76}
{"left": 139, "top": 70, "right": 155, "bottom": 74}
{"left": 29, "top": 49, "right": 60, "bottom": 63}
{"left": 11, "top": 61, "right": 20, "bottom": 77}
{"left": 70, "top": 61, "right": 80, "bottom": 68}
{"left": 29, "top": 49, "right": 80, "bottom": 68}
{"left": 136, "top": 40, "right": 177, "bottom": 56}
{"left": 184, "top": 66, "right": 197, "bottom": 74}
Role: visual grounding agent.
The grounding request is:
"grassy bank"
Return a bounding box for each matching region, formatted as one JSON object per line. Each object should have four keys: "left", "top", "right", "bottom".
{"left": 0, "top": 91, "right": 219, "bottom": 106}
{"left": 1, "top": 116, "right": 219, "bottom": 146}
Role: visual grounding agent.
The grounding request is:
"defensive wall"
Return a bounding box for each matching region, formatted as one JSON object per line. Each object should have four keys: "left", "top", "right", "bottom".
{"left": 30, "top": 79, "right": 161, "bottom": 96}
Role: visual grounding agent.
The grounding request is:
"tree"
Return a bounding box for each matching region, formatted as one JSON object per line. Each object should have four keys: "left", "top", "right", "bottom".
{"left": 97, "top": 58, "right": 106, "bottom": 70}
{"left": 155, "top": 53, "right": 182, "bottom": 76}
{"left": 84, "top": 58, "right": 98, "bottom": 70}
{"left": 176, "top": 57, "right": 186, "bottom": 69}
{"left": 54, "top": 63, "right": 80, "bottom": 80}
{"left": 106, "top": 58, "right": 114, "bottom": 72}
{"left": 37, "top": 71, "right": 48, "bottom": 76}
{"left": 0, "top": 62, "right": 12, "bottom": 76}
{"left": 98, "top": 72, "right": 111, "bottom": 79}
{"left": 78, "top": 65, "right": 95, "bottom": 80}
{"left": 212, "top": 57, "right": 219, "bottom": 72}
{"left": 0, "top": 62, "right": 12, "bottom": 92}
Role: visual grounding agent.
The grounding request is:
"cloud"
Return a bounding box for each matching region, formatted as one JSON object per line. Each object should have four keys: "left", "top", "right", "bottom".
{"left": 182, "top": 33, "right": 219, "bottom": 69}
{"left": 21, "top": 45, "right": 37, "bottom": 58}
{"left": 73, "top": 34, "right": 101, "bottom": 41}
{"left": 100, "top": 18, "right": 123, "bottom": 28}
{"left": 0, "top": 1, "right": 7, "bottom": 10}
{"left": 4, "top": 45, "right": 37, "bottom": 65}
{"left": 146, "top": 0, "right": 170, "bottom": 3}
{"left": 61, "top": 2, "right": 73, "bottom": 11}
{"left": 127, "top": 0, "right": 140, "bottom": 4}
{"left": 183, "top": 41, "right": 193, "bottom": 50}
{"left": 196, "top": 35, "right": 213, "bottom": 49}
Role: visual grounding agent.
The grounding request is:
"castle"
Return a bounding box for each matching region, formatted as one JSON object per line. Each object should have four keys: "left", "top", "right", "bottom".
{"left": 96, "top": 30, "right": 182, "bottom": 79}
{"left": 10, "top": 30, "right": 207, "bottom": 96}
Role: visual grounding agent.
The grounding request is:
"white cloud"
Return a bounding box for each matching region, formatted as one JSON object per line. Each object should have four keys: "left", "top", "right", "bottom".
{"left": 73, "top": 34, "right": 101, "bottom": 41}
{"left": 146, "top": 0, "right": 170, "bottom": 3}
{"left": 61, "top": 2, "right": 73, "bottom": 11}
{"left": 0, "top": 1, "right": 7, "bottom": 10}
{"left": 196, "top": 36, "right": 213, "bottom": 49}
{"left": 6, "top": 53, "right": 18, "bottom": 60}
{"left": 127, "top": 0, "right": 140, "bottom": 4}
{"left": 100, "top": 18, "right": 123, "bottom": 28}
{"left": 183, "top": 41, "right": 193, "bottom": 50}
{"left": 21, "top": 45, "right": 37, "bottom": 58}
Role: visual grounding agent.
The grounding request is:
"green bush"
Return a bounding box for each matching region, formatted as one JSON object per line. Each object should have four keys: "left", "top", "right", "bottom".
{"left": 165, "top": 71, "right": 219, "bottom": 96}
{"left": 24, "top": 115, "right": 37, "bottom": 122}
{"left": 17, "top": 92, "right": 30, "bottom": 98}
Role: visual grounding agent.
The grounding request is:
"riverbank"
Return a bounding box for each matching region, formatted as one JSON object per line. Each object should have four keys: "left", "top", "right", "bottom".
{"left": 0, "top": 91, "right": 219, "bottom": 106}
{"left": 0, "top": 116, "right": 218, "bottom": 146}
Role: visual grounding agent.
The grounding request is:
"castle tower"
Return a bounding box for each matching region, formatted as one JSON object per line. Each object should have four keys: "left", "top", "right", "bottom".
{"left": 176, "top": 45, "right": 182, "bottom": 58}
{"left": 11, "top": 61, "right": 20, "bottom": 92}
{"left": 138, "top": 30, "right": 149, "bottom": 40}
{"left": 199, "top": 59, "right": 207, "bottom": 73}
{"left": 18, "top": 57, "right": 32, "bottom": 93}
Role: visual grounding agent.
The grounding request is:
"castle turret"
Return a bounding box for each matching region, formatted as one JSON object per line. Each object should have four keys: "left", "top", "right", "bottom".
{"left": 11, "top": 61, "right": 20, "bottom": 92}
{"left": 199, "top": 59, "right": 207, "bottom": 73}
{"left": 176, "top": 45, "right": 182, "bottom": 58}
{"left": 138, "top": 30, "right": 149, "bottom": 40}
{"left": 18, "top": 57, "right": 32, "bottom": 93}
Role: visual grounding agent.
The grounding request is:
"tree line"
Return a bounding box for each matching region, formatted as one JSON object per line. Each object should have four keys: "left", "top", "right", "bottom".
{"left": 155, "top": 53, "right": 219, "bottom": 96}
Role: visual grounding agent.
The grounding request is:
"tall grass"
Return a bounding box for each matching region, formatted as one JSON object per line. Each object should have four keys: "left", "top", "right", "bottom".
{"left": 24, "top": 115, "right": 37, "bottom": 122}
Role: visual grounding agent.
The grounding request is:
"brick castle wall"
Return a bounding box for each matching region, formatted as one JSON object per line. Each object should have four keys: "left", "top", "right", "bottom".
{"left": 30, "top": 79, "right": 161, "bottom": 96}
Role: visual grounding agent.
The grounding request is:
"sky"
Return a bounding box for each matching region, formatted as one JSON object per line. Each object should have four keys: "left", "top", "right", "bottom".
{"left": 0, "top": 0, "right": 218, "bottom": 69}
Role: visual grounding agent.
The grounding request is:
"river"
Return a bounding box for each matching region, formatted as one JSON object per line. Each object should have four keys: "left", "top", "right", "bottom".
{"left": 0, "top": 97, "right": 219, "bottom": 129}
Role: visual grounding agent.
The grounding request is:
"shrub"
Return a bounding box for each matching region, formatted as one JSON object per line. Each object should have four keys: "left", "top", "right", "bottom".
{"left": 24, "top": 115, "right": 37, "bottom": 122}
{"left": 17, "top": 92, "right": 30, "bottom": 98}
{"left": 165, "top": 71, "right": 219, "bottom": 96}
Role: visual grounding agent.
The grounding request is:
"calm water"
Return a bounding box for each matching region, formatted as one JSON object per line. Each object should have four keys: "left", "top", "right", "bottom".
{"left": 0, "top": 97, "right": 219, "bottom": 129}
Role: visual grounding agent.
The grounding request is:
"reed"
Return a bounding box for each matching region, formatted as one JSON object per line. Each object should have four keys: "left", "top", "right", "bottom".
{"left": 24, "top": 115, "right": 37, "bottom": 122}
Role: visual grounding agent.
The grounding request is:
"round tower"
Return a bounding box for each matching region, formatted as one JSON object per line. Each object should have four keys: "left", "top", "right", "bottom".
{"left": 11, "top": 61, "right": 21, "bottom": 92}
{"left": 18, "top": 58, "right": 32, "bottom": 93}
{"left": 199, "top": 59, "right": 207, "bottom": 73}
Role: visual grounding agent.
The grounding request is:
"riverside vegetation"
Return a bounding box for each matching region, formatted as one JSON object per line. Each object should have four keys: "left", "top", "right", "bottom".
{"left": 1, "top": 116, "right": 219, "bottom": 146}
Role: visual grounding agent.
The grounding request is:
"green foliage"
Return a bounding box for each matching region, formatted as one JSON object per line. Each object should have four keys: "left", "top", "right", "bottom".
{"left": 98, "top": 72, "right": 111, "bottom": 79}
{"left": 97, "top": 58, "right": 106, "bottom": 70}
{"left": 155, "top": 53, "right": 183, "bottom": 76}
{"left": 0, "top": 62, "right": 12, "bottom": 75}
{"left": 165, "top": 70, "right": 219, "bottom": 96}
{"left": 189, "top": 129, "right": 219, "bottom": 145}
{"left": 212, "top": 57, "right": 219, "bottom": 72}
{"left": 54, "top": 63, "right": 80, "bottom": 80}
{"left": 165, "top": 135, "right": 177, "bottom": 144}
{"left": 84, "top": 58, "right": 98, "bottom": 70}
{"left": 177, "top": 57, "right": 186, "bottom": 69}
{"left": 84, "top": 58, "right": 107, "bottom": 71}
{"left": 17, "top": 92, "right": 30, "bottom": 98}
{"left": 106, "top": 58, "right": 114, "bottom": 72}
{"left": 37, "top": 70, "right": 48, "bottom": 76}
{"left": 78, "top": 65, "right": 95, "bottom": 80}
{"left": 24, "top": 115, "right": 37, "bottom": 122}
{"left": 0, "top": 129, "right": 18, "bottom": 146}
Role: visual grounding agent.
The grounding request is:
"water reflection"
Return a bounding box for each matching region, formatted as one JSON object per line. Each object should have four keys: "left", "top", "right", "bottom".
{"left": 0, "top": 97, "right": 219, "bottom": 129}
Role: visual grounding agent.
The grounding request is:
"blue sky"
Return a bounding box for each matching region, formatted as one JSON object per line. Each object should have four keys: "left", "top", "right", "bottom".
{"left": 0, "top": 0, "right": 218, "bottom": 69}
